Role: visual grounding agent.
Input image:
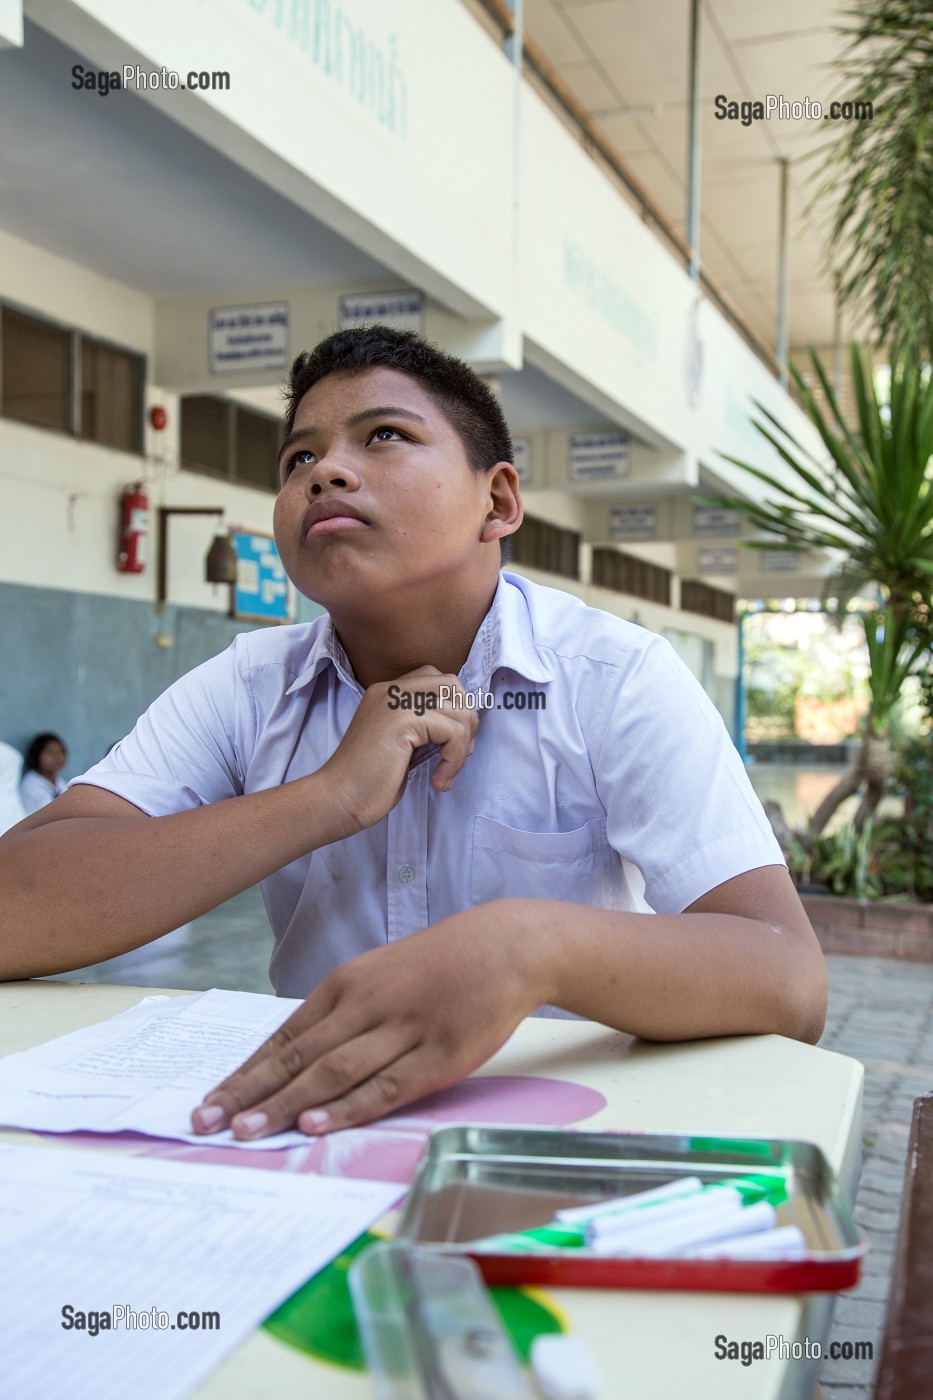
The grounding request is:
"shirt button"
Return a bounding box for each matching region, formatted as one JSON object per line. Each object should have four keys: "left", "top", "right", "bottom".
{"left": 397, "top": 865, "right": 415, "bottom": 884}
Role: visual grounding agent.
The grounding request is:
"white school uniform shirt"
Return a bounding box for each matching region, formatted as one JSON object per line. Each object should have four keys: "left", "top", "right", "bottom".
{"left": 71, "top": 572, "right": 783, "bottom": 1005}
{"left": 20, "top": 769, "right": 67, "bottom": 815}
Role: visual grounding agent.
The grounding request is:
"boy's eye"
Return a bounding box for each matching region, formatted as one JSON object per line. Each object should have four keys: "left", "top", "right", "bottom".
{"left": 281, "top": 427, "right": 403, "bottom": 481}
{"left": 283, "top": 450, "right": 315, "bottom": 478}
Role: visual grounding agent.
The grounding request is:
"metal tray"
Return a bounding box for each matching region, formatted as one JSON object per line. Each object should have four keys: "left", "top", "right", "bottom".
{"left": 395, "top": 1125, "right": 867, "bottom": 1292}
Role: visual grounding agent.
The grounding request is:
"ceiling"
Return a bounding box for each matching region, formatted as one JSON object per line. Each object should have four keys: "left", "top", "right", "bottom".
{"left": 0, "top": 22, "right": 389, "bottom": 297}
{"left": 0, "top": 20, "right": 614, "bottom": 432}
{"left": 517, "top": 0, "right": 865, "bottom": 355}
{"left": 0, "top": 8, "right": 863, "bottom": 426}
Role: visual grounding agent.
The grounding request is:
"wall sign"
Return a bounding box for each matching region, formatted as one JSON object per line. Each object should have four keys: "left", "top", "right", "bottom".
{"left": 231, "top": 530, "right": 290, "bottom": 623}
{"left": 698, "top": 546, "right": 738, "bottom": 574}
{"left": 569, "top": 431, "right": 630, "bottom": 481}
{"left": 210, "top": 303, "right": 289, "bottom": 374}
{"left": 760, "top": 550, "right": 800, "bottom": 572}
{"left": 610, "top": 504, "right": 657, "bottom": 540}
{"left": 338, "top": 290, "right": 424, "bottom": 333}
{"left": 512, "top": 437, "right": 533, "bottom": 485}
{"left": 692, "top": 504, "right": 740, "bottom": 537}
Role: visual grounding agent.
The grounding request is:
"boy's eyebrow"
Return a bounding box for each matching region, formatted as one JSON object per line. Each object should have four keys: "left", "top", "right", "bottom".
{"left": 278, "top": 406, "right": 430, "bottom": 463}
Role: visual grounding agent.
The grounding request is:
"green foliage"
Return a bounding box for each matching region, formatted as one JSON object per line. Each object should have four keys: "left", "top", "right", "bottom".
{"left": 790, "top": 702, "right": 933, "bottom": 901}
{"left": 863, "top": 608, "right": 931, "bottom": 736}
{"left": 747, "top": 684, "right": 797, "bottom": 724}
{"left": 789, "top": 821, "right": 883, "bottom": 898}
{"left": 706, "top": 339, "right": 933, "bottom": 743}
{"left": 712, "top": 343, "right": 933, "bottom": 615}
{"left": 819, "top": 0, "right": 933, "bottom": 360}
{"left": 870, "top": 673, "right": 933, "bottom": 899}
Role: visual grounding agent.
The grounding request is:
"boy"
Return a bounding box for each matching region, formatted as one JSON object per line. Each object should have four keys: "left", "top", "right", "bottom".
{"left": 0, "top": 327, "right": 827, "bottom": 1143}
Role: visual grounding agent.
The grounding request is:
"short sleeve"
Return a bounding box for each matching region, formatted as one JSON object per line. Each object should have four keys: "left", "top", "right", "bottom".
{"left": 69, "top": 639, "right": 255, "bottom": 816}
{"left": 591, "top": 635, "right": 784, "bottom": 913}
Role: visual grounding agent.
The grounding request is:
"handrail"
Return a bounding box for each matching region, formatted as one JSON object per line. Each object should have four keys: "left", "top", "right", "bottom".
{"left": 470, "top": 0, "right": 783, "bottom": 380}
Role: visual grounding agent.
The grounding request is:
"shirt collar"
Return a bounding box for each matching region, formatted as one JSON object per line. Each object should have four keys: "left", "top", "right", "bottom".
{"left": 460, "top": 572, "right": 553, "bottom": 691}
{"left": 285, "top": 572, "right": 553, "bottom": 696}
{"left": 285, "top": 618, "right": 361, "bottom": 697}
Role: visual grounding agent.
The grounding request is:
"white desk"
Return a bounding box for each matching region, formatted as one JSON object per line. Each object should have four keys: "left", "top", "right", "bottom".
{"left": 0, "top": 981, "right": 863, "bottom": 1400}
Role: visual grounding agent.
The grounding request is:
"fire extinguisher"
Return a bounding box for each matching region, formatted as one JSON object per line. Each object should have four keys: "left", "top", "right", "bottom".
{"left": 118, "top": 482, "right": 149, "bottom": 573}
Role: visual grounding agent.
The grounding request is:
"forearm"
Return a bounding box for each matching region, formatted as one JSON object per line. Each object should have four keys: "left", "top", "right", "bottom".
{"left": 504, "top": 899, "right": 827, "bottom": 1044}
{"left": 0, "top": 774, "right": 343, "bottom": 980}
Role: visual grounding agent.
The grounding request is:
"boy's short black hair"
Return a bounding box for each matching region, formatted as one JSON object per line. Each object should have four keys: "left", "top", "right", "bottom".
{"left": 284, "top": 325, "right": 515, "bottom": 563}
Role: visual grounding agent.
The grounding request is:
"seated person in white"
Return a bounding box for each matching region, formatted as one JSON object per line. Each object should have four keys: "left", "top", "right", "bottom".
{"left": 20, "top": 732, "right": 68, "bottom": 814}
{"left": 0, "top": 327, "right": 827, "bottom": 1145}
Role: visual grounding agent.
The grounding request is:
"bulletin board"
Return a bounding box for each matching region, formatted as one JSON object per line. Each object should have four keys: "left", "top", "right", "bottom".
{"left": 230, "top": 530, "right": 290, "bottom": 623}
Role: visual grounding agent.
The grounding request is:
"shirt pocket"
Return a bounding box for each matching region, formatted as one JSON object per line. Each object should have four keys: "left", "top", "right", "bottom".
{"left": 471, "top": 814, "right": 624, "bottom": 908}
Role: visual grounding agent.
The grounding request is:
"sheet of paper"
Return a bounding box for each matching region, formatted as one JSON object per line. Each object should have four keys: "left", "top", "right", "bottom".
{"left": 0, "top": 988, "right": 334, "bottom": 1149}
{"left": 0, "top": 1142, "right": 401, "bottom": 1400}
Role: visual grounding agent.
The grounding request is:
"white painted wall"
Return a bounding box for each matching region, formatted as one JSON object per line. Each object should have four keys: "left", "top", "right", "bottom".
{"left": 1, "top": 0, "right": 828, "bottom": 681}
{"left": 0, "top": 232, "right": 282, "bottom": 609}
{"left": 36, "top": 0, "right": 516, "bottom": 323}
{"left": 0, "top": 227, "right": 152, "bottom": 355}
{"left": 34, "top": 0, "right": 824, "bottom": 501}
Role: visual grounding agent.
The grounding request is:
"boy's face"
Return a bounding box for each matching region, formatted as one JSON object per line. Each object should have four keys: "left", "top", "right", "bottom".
{"left": 273, "top": 366, "right": 509, "bottom": 611}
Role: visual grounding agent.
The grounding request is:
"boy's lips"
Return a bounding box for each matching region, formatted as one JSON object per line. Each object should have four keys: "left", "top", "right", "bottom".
{"left": 302, "top": 499, "right": 371, "bottom": 541}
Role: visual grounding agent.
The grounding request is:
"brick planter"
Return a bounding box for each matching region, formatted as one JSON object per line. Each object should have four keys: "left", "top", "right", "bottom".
{"left": 800, "top": 892, "right": 933, "bottom": 962}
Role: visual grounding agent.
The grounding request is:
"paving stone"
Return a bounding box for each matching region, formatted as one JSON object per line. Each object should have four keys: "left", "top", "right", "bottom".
{"left": 855, "top": 1190, "right": 903, "bottom": 1219}
{"left": 855, "top": 1213, "right": 901, "bottom": 1241}
{"left": 831, "top": 1296, "right": 887, "bottom": 1331}
{"left": 818, "top": 1330, "right": 879, "bottom": 1387}
{"left": 843, "top": 1273, "right": 891, "bottom": 1304}
{"left": 856, "top": 1172, "right": 905, "bottom": 1199}
{"left": 857, "top": 1247, "right": 895, "bottom": 1278}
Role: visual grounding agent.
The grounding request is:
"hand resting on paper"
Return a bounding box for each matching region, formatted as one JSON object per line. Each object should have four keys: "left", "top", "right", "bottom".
{"left": 191, "top": 904, "right": 543, "bottom": 1139}
{"left": 190, "top": 866, "right": 829, "bottom": 1139}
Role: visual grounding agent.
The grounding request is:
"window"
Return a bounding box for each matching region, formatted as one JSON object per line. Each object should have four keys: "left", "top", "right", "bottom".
{"left": 592, "top": 548, "right": 671, "bottom": 605}
{"left": 234, "top": 407, "right": 281, "bottom": 492}
{"left": 1, "top": 307, "right": 71, "bottom": 432}
{"left": 79, "top": 338, "right": 144, "bottom": 454}
{"left": 681, "top": 580, "right": 735, "bottom": 623}
{"left": 510, "top": 516, "right": 580, "bottom": 579}
{"left": 180, "top": 396, "right": 231, "bottom": 477}
{"left": 180, "top": 395, "right": 280, "bottom": 493}
{"left": 0, "top": 304, "right": 144, "bottom": 451}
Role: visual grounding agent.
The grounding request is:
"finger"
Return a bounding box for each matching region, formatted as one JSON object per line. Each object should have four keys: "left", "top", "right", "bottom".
{"left": 429, "top": 709, "right": 479, "bottom": 790}
{"left": 191, "top": 987, "right": 343, "bottom": 1129}
{"left": 295, "top": 1045, "right": 448, "bottom": 1134}
{"left": 227, "top": 1024, "right": 417, "bottom": 1140}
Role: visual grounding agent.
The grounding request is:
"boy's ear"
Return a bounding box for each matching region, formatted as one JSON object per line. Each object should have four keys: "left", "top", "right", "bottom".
{"left": 480, "top": 462, "right": 523, "bottom": 544}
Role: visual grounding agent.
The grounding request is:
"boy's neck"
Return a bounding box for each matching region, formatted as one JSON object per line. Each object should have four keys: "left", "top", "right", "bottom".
{"left": 331, "top": 575, "right": 500, "bottom": 689}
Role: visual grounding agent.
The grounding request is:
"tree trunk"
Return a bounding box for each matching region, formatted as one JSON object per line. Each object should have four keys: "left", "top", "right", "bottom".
{"left": 852, "top": 733, "right": 893, "bottom": 832}
{"left": 810, "top": 765, "right": 863, "bottom": 835}
{"left": 809, "top": 732, "right": 892, "bottom": 835}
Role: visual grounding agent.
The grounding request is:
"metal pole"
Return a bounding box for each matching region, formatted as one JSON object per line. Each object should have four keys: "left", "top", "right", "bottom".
{"left": 686, "top": 0, "right": 702, "bottom": 283}
{"left": 504, "top": 0, "right": 523, "bottom": 65}
{"left": 505, "top": 0, "right": 523, "bottom": 286}
{"left": 776, "top": 158, "right": 790, "bottom": 389}
{"left": 735, "top": 609, "right": 748, "bottom": 762}
{"left": 833, "top": 273, "right": 843, "bottom": 401}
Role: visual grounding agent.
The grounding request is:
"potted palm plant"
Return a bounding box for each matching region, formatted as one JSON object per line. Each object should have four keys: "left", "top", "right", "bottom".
{"left": 706, "top": 340, "right": 933, "bottom": 833}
